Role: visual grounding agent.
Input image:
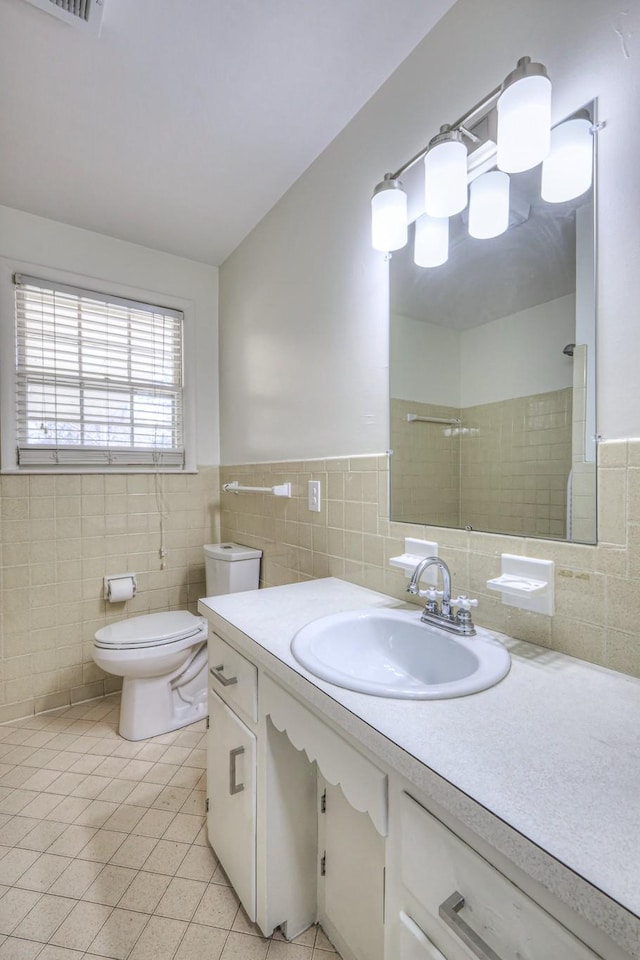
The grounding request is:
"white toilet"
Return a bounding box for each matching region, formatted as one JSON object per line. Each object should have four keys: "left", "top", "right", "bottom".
{"left": 93, "top": 542, "right": 262, "bottom": 741}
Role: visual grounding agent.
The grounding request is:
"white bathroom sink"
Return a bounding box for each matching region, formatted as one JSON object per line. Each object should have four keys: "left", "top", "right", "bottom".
{"left": 290, "top": 608, "right": 511, "bottom": 699}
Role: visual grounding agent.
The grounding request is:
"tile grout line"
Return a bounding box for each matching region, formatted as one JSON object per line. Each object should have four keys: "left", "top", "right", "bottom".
{"left": 0, "top": 698, "right": 339, "bottom": 960}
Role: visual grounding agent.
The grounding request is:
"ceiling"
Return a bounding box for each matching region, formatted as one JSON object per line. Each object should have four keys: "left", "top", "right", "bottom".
{"left": 0, "top": 0, "right": 455, "bottom": 265}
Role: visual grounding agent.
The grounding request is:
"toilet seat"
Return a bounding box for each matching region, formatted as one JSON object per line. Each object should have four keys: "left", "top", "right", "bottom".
{"left": 94, "top": 611, "right": 207, "bottom": 651}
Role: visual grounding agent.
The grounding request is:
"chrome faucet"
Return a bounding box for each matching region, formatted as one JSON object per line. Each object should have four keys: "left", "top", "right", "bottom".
{"left": 407, "top": 556, "right": 477, "bottom": 636}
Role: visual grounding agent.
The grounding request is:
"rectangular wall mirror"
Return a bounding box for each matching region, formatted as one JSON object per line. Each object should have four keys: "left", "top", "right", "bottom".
{"left": 389, "top": 102, "right": 597, "bottom": 544}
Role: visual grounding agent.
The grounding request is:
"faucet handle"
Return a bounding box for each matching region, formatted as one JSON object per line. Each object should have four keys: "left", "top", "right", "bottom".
{"left": 452, "top": 596, "right": 478, "bottom": 610}
{"left": 419, "top": 587, "right": 442, "bottom": 600}
{"left": 420, "top": 587, "right": 442, "bottom": 614}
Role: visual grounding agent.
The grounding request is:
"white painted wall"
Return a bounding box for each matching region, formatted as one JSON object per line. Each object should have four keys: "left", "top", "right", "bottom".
{"left": 391, "top": 297, "right": 574, "bottom": 409}
{"left": 0, "top": 205, "right": 219, "bottom": 466}
{"left": 219, "top": 0, "right": 640, "bottom": 462}
{"left": 459, "top": 295, "right": 575, "bottom": 408}
{"left": 390, "top": 314, "right": 461, "bottom": 406}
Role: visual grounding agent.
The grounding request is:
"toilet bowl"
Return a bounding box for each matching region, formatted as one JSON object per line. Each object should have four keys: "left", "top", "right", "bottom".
{"left": 93, "top": 611, "right": 209, "bottom": 741}
{"left": 92, "top": 542, "right": 262, "bottom": 741}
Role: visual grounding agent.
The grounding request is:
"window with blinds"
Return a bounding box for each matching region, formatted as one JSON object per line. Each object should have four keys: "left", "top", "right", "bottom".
{"left": 14, "top": 275, "right": 185, "bottom": 468}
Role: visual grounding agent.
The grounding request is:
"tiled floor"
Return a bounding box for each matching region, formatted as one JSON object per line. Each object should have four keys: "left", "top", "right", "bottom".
{"left": 0, "top": 696, "right": 339, "bottom": 959}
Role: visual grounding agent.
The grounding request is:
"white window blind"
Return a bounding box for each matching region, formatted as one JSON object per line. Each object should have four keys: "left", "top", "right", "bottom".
{"left": 14, "top": 275, "right": 185, "bottom": 468}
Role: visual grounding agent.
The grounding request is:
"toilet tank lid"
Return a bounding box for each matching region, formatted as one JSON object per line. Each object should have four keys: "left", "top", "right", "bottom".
{"left": 204, "top": 542, "right": 262, "bottom": 561}
{"left": 95, "top": 611, "right": 207, "bottom": 647}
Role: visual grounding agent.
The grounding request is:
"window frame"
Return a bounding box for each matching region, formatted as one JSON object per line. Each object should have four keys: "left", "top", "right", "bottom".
{"left": 0, "top": 259, "right": 197, "bottom": 474}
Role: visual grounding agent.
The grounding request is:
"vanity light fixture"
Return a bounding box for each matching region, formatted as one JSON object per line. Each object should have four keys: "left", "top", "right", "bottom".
{"left": 424, "top": 126, "right": 468, "bottom": 218}
{"left": 496, "top": 57, "right": 552, "bottom": 173}
{"left": 468, "top": 170, "right": 510, "bottom": 239}
{"left": 370, "top": 55, "right": 593, "bottom": 263}
{"left": 414, "top": 213, "right": 449, "bottom": 267}
{"left": 541, "top": 115, "right": 594, "bottom": 203}
{"left": 371, "top": 175, "right": 408, "bottom": 252}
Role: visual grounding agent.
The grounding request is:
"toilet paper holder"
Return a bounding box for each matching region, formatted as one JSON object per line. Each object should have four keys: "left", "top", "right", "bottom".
{"left": 104, "top": 573, "right": 137, "bottom": 602}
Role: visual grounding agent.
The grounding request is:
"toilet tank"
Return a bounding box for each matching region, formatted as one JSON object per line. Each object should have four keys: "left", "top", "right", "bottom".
{"left": 203, "top": 542, "right": 262, "bottom": 596}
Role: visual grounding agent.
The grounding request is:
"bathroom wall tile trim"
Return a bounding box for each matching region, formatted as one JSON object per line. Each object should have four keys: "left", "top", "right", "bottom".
{"left": 2, "top": 442, "right": 638, "bottom": 724}
{"left": 220, "top": 441, "right": 640, "bottom": 680}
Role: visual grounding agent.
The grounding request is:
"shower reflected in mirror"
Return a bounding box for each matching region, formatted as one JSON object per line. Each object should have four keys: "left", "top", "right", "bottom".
{"left": 389, "top": 102, "right": 597, "bottom": 543}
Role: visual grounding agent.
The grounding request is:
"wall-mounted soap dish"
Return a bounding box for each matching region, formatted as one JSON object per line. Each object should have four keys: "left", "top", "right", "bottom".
{"left": 487, "top": 554, "right": 554, "bottom": 615}
{"left": 487, "top": 574, "right": 546, "bottom": 596}
{"left": 389, "top": 538, "right": 439, "bottom": 585}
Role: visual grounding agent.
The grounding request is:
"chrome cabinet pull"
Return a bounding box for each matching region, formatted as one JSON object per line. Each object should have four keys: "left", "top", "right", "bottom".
{"left": 210, "top": 664, "right": 238, "bottom": 687}
{"left": 439, "top": 891, "right": 502, "bottom": 960}
{"left": 229, "top": 746, "right": 245, "bottom": 795}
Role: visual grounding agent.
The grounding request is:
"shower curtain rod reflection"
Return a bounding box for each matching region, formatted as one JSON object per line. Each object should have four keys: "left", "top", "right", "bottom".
{"left": 406, "top": 414, "right": 462, "bottom": 425}
{"left": 223, "top": 481, "right": 292, "bottom": 497}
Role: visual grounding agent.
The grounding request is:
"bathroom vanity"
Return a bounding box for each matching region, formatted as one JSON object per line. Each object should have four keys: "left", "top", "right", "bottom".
{"left": 199, "top": 578, "right": 640, "bottom": 960}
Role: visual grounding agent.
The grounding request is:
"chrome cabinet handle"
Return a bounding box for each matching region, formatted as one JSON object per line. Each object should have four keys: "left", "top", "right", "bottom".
{"left": 229, "top": 746, "right": 245, "bottom": 795}
{"left": 210, "top": 664, "right": 238, "bottom": 687}
{"left": 439, "top": 891, "right": 502, "bottom": 960}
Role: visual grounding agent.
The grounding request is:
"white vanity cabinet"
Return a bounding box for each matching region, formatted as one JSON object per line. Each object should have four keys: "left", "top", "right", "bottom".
{"left": 200, "top": 585, "right": 634, "bottom": 960}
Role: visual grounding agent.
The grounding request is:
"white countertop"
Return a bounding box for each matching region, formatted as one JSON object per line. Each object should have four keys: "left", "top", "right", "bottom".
{"left": 199, "top": 577, "right": 640, "bottom": 957}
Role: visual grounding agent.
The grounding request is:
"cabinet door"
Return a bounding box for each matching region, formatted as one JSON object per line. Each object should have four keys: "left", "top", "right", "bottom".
{"left": 319, "top": 779, "right": 385, "bottom": 960}
{"left": 207, "top": 689, "right": 256, "bottom": 920}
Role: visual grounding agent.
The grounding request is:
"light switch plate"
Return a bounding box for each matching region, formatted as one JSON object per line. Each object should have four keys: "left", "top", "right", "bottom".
{"left": 308, "top": 480, "right": 321, "bottom": 512}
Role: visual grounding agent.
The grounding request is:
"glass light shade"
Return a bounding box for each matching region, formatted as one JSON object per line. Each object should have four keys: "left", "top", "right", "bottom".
{"left": 371, "top": 182, "right": 408, "bottom": 252}
{"left": 468, "top": 170, "right": 510, "bottom": 239}
{"left": 424, "top": 139, "right": 468, "bottom": 218}
{"left": 541, "top": 118, "right": 593, "bottom": 203}
{"left": 414, "top": 213, "right": 449, "bottom": 268}
{"left": 497, "top": 74, "right": 552, "bottom": 173}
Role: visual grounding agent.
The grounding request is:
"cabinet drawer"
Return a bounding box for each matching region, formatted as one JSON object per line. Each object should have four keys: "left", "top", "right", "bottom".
{"left": 399, "top": 792, "right": 601, "bottom": 960}
{"left": 399, "top": 911, "right": 447, "bottom": 960}
{"left": 208, "top": 632, "right": 258, "bottom": 724}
